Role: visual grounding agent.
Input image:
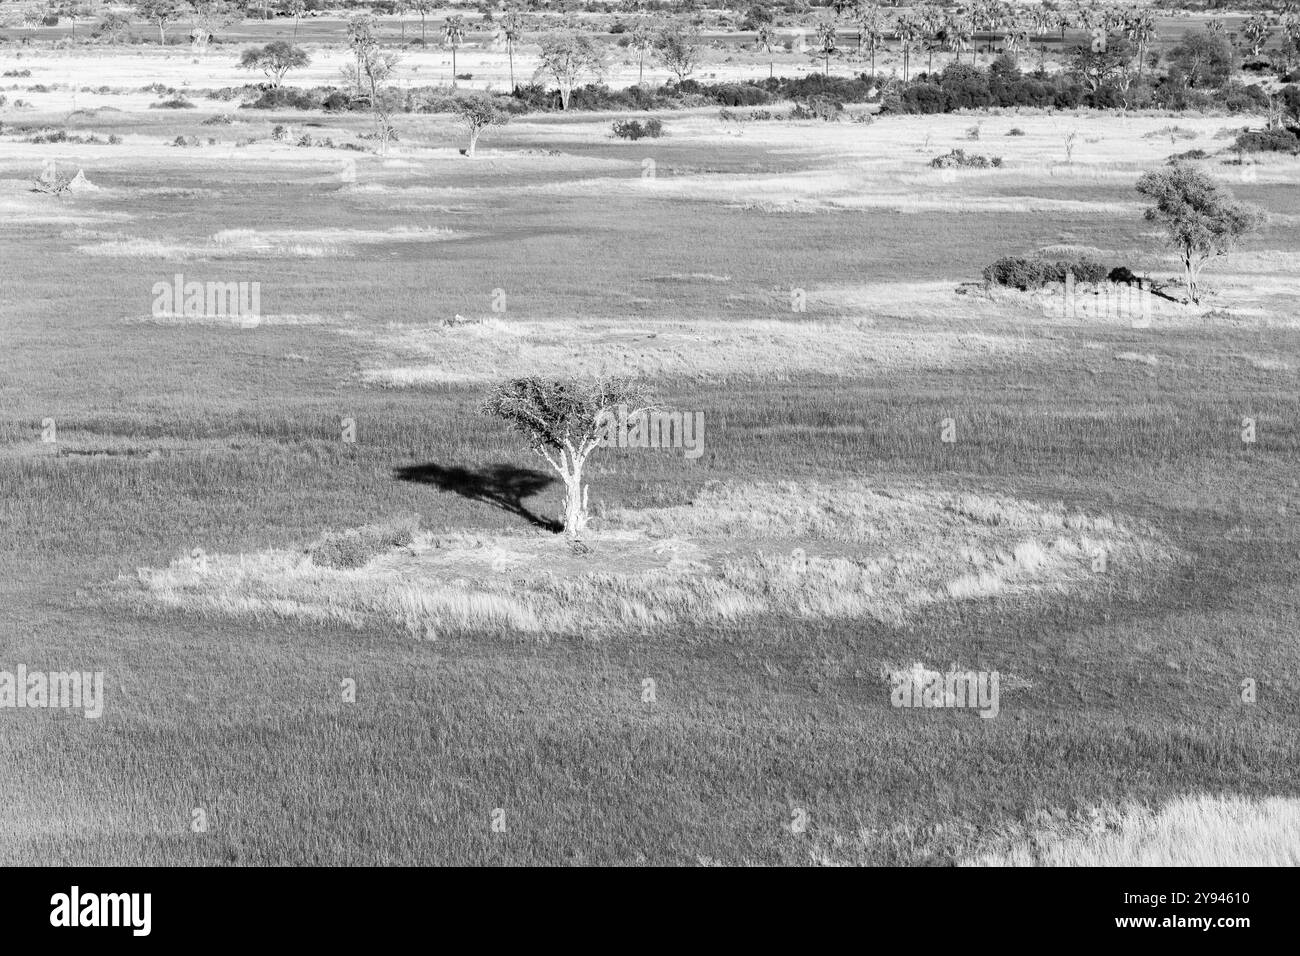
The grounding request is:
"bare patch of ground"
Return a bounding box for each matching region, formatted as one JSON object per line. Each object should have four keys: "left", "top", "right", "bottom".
{"left": 118, "top": 480, "right": 1174, "bottom": 640}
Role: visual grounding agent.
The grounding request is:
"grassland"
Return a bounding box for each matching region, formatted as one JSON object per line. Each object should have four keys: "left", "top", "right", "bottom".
{"left": 2, "top": 23, "right": 1299, "bottom": 865}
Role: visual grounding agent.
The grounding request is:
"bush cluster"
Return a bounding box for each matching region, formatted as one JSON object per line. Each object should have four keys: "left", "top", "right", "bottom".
{"left": 612, "top": 118, "right": 663, "bottom": 140}
{"left": 931, "top": 148, "right": 1003, "bottom": 169}
{"left": 983, "top": 255, "right": 1110, "bottom": 290}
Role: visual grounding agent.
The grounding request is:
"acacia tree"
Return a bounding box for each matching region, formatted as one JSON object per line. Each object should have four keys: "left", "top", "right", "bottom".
{"left": 1135, "top": 164, "right": 1266, "bottom": 304}
{"left": 454, "top": 93, "right": 507, "bottom": 157}
{"left": 500, "top": 9, "right": 524, "bottom": 91}
{"left": 483, "top": 378, "right": 653, "bottom": 540}
{"left": 132, "top": 0, "right": 185, "bottom": 43}
{"left": 238, "top": 41, "right": 310, "bottom": 87}
{"left": 534, "top": 30, "right": 606, "bottom": 110}
{"left": 656, "top": 22, "right": 701, "bottom": 82}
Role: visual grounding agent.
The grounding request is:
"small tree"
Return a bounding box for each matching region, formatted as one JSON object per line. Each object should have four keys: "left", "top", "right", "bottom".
{"left": 1135, "top": 164, "right": 1266, "bottom": 304}
{"left": 189, "top": 0, "right": 241, "bottom": 50}
{"left": 755, "top": 23, "right": 776, "bottom": 79}
{"left": 454, "top": 94, "right": 507, "bottom": 157}
{"left": 534, "top": 30, "right": 607, "bottom": 110}
{"left": 656, "top": 22, "right": 701, "bottom": 83}
{"left": 239, "top": 41, "right": 310, "bottom": 88}
{"left": 483, "top": 378, "right": 653, "bottom": 540}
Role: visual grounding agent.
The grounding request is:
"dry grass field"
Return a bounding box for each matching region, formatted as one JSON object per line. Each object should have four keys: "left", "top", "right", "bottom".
{"left": 1, "top": 7, "right": 1298, "bottom": 867}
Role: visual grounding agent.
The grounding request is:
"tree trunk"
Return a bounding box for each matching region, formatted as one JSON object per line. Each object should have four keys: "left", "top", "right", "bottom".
{"left": 555, "top": 451, "right": 589, "bottom": 538}
{"left": 467, "top": 128, "right": 479, "bottom": 157}
{"left": 509, "top": 45, "right": 515, "bottom": 91}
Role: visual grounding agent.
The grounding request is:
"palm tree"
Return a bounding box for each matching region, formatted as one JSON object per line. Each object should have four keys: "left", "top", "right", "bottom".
{"left": 443, "top": 15, "right": 466, "bottom": 82}
{"left": 815, "top": 20, "right": 838, "bottom": 76}
{"left": 756, "top": 23, "right": 776, "bottom": 79}
{"left": 895, "top": 15, "right": 921, "bottom": 82}
{"left": 945, "top": 15, "right": 972, "bottom": 66}
{"left": 501, "top": 9, "right": 524, "bottom": 92}
{"left": 630, "top": 19, "right": 655, "bottom": 85}
{"left": 1005, "top": 23, "right": 1030, "bottom": 62}
{"left": 857, "top": 4, "right": 886, "bottom": 77}
{"left": 288, "top": 0, "right": 305, "bottom": 41}
{"left": 412, "top": 0, "right": 433, "bottom": 44}
{"left": 914, "top": 5, "right": 943, "bottom": 75}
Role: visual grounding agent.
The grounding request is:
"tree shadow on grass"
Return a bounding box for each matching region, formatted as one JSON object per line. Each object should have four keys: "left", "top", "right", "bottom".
{"left": 394, "top": 463, "right": 562, "bottom": 533}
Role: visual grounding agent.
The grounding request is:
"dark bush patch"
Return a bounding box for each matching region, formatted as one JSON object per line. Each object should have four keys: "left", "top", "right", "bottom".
{"left": 984, "top": 255, "right": 1110, "bottom": 290}
{"left": 1233, "top": 127, "right": 1300, "bottom": 153}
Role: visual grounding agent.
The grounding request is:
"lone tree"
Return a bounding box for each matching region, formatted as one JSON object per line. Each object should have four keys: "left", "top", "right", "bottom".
{"left": 483, "top": 377, "right": 652, "bottom": 540}
{"left": 454, "top": 94, "right": 507, "bottom": 157}
{"left": 534, "top": 30, "right": 607, "bottom": 110}
{"left": 239, "top": 41, "right": 310, "bottom": 88}
{"left": 1135, "top": 164, "right": 1266, "bottom": 304}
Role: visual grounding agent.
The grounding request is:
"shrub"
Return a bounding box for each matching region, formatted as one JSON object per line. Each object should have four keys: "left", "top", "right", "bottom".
{"left": 1232, "top": 127, "right": 1300, "bottom": 153}
{"left": 1168, "top": 148, "right": 1209, "bottom": 162}
{"left": 244, "top": 87, "right": 321, "bottom": 110}
{"left": 612, "top": 118, "right": 663, "bottom": 140}
{"left": 931, "top": 148, "right": 1001, "bottom": 169}
{"left": 1007, "top": 127, "right": 1025, "bottom": 136}
{"left": 983, "top": 255, "right": 1109, "bottom": 289}
{"left": 790, "top": 96, "right": 842, "bottom": 121}
{"left": 151, "top": 97, "right": 195, "bottom": 109}
{"left": 307, "top": 518, "right": 419, "bottom": 569}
